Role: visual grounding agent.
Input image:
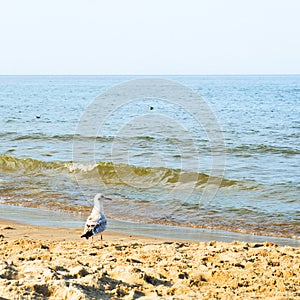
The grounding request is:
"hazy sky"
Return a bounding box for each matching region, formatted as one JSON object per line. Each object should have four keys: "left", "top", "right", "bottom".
{"left": 0, "top": 0, "right": 299, "bottom": 74}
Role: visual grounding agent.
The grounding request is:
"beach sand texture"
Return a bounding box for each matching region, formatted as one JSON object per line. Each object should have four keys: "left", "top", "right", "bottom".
{"left": 0, "top": 220, "right": 299, "bottom": 300}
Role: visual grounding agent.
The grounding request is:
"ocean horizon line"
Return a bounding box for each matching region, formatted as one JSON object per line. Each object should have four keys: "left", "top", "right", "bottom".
{"left": 0, "top": 73, "right": 300, "bottom": 77}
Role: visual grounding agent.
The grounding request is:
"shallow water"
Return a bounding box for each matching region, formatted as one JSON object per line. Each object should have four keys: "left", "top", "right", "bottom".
{"left": 0, "top": 75, "right": 299, "bottom": 239}
{"left": 1, "top": 204, "right": 299, "bottom": 247}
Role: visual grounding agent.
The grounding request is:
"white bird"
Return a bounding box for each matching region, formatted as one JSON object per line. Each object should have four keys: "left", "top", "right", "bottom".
{"left": 81, "top": 193, "right": 112, "bottom": 243}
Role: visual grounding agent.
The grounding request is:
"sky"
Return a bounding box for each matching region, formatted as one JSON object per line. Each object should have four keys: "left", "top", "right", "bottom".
{"left": 0, "top": 0, "right": 299, "bottom": 75}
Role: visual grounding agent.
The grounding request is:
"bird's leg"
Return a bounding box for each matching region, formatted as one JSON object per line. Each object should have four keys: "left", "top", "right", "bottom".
{"left": 93, "top": 235, "right": 103, "bottom": 249}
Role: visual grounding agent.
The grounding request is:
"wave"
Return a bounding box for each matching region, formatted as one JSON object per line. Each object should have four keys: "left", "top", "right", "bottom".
{"left": 9, "top": 133, "right": 114, "bottom": 142}
{"left": 3, "top": 131, "right": 299, "bottom": 156}
{"left": 4, "top": 129, "right": 298, "bottom": 156}
{"left": 0, "top": 155, "right": 64, "bottom": 173}
{"left": 5, "top": 133, "right": 186, "bottom": 144}
{"left": 70, "top": 161, "right": 240, "bottom": 188}
{"left": 228, "top": 144, "right": 300, "bottom": 156}
{"left": 0, "top": 154, "right": 241, "bottom": 189}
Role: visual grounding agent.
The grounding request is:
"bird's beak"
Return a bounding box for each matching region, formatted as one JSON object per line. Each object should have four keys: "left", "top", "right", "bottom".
{"left": 103, "top": 196, "right": 112, "bottom": 201}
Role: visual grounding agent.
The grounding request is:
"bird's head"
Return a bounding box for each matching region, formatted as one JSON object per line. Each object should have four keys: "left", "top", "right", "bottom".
{"left": 94, "top": 193, "right": 112, "bottom": 202}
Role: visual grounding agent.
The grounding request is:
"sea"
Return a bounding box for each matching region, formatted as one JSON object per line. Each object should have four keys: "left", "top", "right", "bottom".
{"left": 0, "top": 75, "right": 299, "bottom": 244}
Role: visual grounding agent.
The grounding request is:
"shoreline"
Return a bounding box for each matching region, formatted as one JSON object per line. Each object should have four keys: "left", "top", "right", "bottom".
{"left": 0, "top": 204, "right": 299, "bottom": 247}
{"left": 0, "top": 218, "right": 299, "bottom": 299}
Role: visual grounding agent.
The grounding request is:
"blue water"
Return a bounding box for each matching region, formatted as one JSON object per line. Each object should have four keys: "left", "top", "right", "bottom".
{"left": 0, "top": 75, "right": 299, "bottom": 239}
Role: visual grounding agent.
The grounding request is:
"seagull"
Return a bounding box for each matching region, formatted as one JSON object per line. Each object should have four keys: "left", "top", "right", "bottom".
{"left": 81, "top": 193, "right": 112, "bottom": 245}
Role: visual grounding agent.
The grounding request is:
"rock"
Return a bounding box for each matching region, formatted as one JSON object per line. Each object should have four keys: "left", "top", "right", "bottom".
{"left": 69, "top": 266, "right": 89, "bottom": 278}
{"left": 32, "top": 283, "right": 51, "bottom": 297}
{"left": 40, "top": 244, "right": 49, "bottom": 250}
{"left": 1, "top": 226, "right": 15, "bottom": 230}
{"left": 178, "top": 272, "right": 189, "bottom": 279}
{"left": 126, "top": 257, "right": 143, "bottom": 264}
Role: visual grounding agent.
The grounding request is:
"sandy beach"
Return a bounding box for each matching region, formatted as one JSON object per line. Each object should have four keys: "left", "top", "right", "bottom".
{"left": 0, "top": 219, "right": 299, "bottom": 299}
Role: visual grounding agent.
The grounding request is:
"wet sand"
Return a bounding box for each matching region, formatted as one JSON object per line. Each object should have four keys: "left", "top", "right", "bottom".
{"left": 0, "top": 219, "right": 299, "bottom": 299}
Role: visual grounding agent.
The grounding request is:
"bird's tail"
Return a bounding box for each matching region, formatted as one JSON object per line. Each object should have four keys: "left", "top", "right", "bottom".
{"left": 81, "top": 230, "right": 93, "bottom": 239}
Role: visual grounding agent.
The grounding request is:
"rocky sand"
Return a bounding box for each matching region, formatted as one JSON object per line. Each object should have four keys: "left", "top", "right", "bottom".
{"left": 0, "top": 220, "right": 299, "bottom": 299}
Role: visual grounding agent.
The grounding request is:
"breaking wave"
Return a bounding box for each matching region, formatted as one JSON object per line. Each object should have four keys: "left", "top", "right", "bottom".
{"left": 0, "top": 154, "right": 244, "bottom": 189}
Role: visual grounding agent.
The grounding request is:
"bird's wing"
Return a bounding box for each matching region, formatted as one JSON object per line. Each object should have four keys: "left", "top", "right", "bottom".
{"left": 84, "top": 213, "right": 107, "bottom": 234}
{"left": 83, "top": 214, "right": 98, "bottom": 233}
{"left": 93, "top": 216, "right": 107, "bottom": 235}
